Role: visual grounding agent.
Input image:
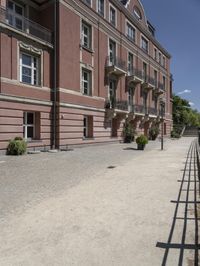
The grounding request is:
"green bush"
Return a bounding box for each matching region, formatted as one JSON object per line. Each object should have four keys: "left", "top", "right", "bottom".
{"left": 123, "top": 122, "right": 135, "bottom": 143}
{"left": 136, "top": 135, "right": 148, "bottom": 145}
{"left": 149, "top": 126, "right": 160, "bottom": 140}
{"left": 7, "top": 138, "right": 27, "bottom": 155}
{"left": 171, "top": 130, "right": 180, "bottom": 139}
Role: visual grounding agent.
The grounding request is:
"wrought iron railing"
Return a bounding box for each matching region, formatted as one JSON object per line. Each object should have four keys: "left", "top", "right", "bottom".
{"left": 127, "top": 67, "right": 143, "bottom": 80}
{"left": 148, "top": 107, "right": 158, "bottom": 116}
{"left": 106, "top": 56, "right": 127, "bottom": 72}
{"left": 0, "top": 6, "right": 52, "bottom": 44}
{"left": 134, "top": 104, "right": 146, "bottom": 114}
{"left": 158, "top": 82, "right": 165, "bottom": 91}
{"left": 105, "top": 98, "right": 128, "bottom": 111}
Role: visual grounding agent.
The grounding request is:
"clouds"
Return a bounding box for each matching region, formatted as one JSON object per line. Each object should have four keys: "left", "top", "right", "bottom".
{"left": 189, "top": 102, "right": 195, "bottom": 107}
{"left": 177, "top": 89, "right": 192, "bottom": 95}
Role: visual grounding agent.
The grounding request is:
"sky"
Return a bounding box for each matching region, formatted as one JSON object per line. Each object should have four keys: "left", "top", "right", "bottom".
{"left": 141, "top": 0, "right": 200, "bottom": 111}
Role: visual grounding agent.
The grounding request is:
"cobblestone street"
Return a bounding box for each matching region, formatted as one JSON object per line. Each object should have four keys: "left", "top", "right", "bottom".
{"left": 0, "top": 138, "right": 198, "bottom": 265}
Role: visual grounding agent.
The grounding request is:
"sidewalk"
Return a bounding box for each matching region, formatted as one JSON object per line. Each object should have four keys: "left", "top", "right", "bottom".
{"left": 0, "top": 137, "right": 197, "bottom": 265}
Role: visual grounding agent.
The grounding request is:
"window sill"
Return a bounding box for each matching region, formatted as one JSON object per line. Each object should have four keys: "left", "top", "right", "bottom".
{"left": 26, "top": 139, "right": 42, "bottom": 143}
{"left": 81, "top": 45, "right": 94, "bottom": 54}
{"left": 20, "top": 81, "right": 42, "bottom": 88}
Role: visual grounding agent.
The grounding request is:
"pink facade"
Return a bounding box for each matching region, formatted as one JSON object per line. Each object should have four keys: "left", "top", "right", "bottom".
{"left": 0, "top": 0, "right": 173, "bottom": 152}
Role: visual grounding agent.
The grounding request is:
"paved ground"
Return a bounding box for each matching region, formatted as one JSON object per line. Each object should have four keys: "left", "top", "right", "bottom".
{"left": 0, "top": 137, "right": 197, "bottom": 265}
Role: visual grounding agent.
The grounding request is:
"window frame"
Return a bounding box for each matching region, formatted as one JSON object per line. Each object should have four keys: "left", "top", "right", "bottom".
{"left": 7, "top": 0, "right": 24, "bottom": 30}
{"left": 127, "top": 51, "right": 134, "bottom": 75}
{"left": 20, "top": 51, "right": 40, "bottom": 86}
{"left": 81, "top": 68, "right": 92, "bottom": 96}
{"left": 141, "top": 35, "right": 149, "bottom": 53}
{"left": 126, "top": 21, "right": 136, "bottom": 43}
{"left": 109, "top": 3, "right": 117, "bottom": 27}
{"left": 81, "top": 21, "right": 92, "bottom": 50}
{"left": 23, "top": 112, "right": 35, "bottom": 140}
{"left": 97, "top": 0, "right": 105, "bottom": 17}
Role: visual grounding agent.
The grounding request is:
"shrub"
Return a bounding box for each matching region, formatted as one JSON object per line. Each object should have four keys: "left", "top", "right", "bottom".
{"left": 149, "top": 126, "right": 160, "bottom": 140}
{"left": 171, "top": 130, "right": 180, "bottom": 139}
{"left": 7, "top": 138, "right": 27, "bottom": 155}
{"left": 123, "top": 122, "right": 135, "bottom": 143}
{"left": 136, "top": 134, "right": 148, "bottom": 145}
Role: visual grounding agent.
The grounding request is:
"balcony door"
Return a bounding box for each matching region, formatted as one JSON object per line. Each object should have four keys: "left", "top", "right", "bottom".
{"left": 142, "top": 62, "right": 147, "bottom": 82}
{"left": 7, "top": 0, "right": 24, "bottom": 30}
{"left": 109, "top": 39, "right": 116, "bottom": 65}
{"left": 128, "top": 52, "right": 134, "bottom": 75}
{"left": 109, "top": 79, "right": 116, "bottom": 107}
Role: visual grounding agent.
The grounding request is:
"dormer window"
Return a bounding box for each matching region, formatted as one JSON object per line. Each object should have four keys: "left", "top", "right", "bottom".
{"left": 133, "top": 6, "right": 142, "bottom": 20}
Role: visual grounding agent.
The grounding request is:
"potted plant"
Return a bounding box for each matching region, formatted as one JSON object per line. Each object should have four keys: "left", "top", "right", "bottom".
{"left": 123, "top": 122, "right": 135, "bottom": 143}
{"left": 149, "top": 126, "right": 160, "bottom": 140}
{"left": 136, "top": 134, "right": 148, "bottom": 150}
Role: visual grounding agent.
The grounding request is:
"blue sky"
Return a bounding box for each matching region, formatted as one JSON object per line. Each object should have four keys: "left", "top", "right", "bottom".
{"left": 141, "top": 0, "right": 200, "bottom": 111}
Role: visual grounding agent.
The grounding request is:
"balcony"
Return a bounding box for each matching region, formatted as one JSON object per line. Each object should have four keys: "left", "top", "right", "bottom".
{"left": 133, "top": 104, "right": 146, "bottom": 115}
{"left": 142, "top": 75, "right": 155, "bottom": 91}
{"left": 106, "top": 56, "right": 127, "bottom": 76}
{"left": 155, "top": 82, "right": 165, "bottom": 95}
{"left": 147, "top": 107, "right": 158, "bottom": 117}
{"left": 105, "top": 98, "right": 128, "bottom": 112}
{"left": 0, "top": 6, "right": 53, "bottom": 45}
{"left": 127, "top": 67, "right": 143, "bottom": 85}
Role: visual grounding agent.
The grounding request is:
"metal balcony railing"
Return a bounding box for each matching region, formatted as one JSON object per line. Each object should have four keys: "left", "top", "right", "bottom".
{"left": 0, "top": 7, "right": 52, "bottom": 44}
{"left": 148, "top": 107, "right": 158, "bottom": 116}
{"left": 134, "top": 104, "right": 146, "bottom": 114}
{"left": 127, "top": 67, "right": 143, "bottom": 80}
{"left": 158, "top": 82, "right": 165, "bottom": 91}
{"left": 105, "top": 98, "right": 128, "bottom": 111}
{"left": 106, "top": 56, "right": 127, "bottom": 72}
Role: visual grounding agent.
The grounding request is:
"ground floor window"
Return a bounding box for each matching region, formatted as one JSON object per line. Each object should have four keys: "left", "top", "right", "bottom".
{"left": 83, "top": 116, "right": 93, "bottom": 138}
{"left": 23, "top": 112, "right": 35, "bottom": 140}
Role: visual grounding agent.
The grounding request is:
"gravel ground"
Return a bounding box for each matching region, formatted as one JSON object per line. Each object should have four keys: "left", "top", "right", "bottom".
{"left": 0, "top": 137, "right": 196, "bottom": 265}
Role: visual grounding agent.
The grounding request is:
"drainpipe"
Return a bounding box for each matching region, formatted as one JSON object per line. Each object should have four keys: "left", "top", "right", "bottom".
{"left": 52, "top": 0, "right": 57, "bottom": 149}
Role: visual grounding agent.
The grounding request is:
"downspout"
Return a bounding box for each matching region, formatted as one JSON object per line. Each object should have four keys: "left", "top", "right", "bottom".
{"left": 53, "top": 0, "right": 57, "bottom": 149}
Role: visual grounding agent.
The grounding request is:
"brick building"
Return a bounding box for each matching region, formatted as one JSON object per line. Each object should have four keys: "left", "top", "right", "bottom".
{"left": 0, "top": 0, "right": 173, "bottom": 152}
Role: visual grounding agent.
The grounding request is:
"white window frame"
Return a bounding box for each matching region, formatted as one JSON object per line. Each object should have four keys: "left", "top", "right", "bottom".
{"left": 141, "top": 35, "right": 149, "bottom": 53}
{"left": 109, "top": 3, "right": 117, "bottom": 27}
{"left": 7, "top": 0, "right": 24, "bottom": 30}
{"left": 127, "top": 52, "right": 134, "bottom": 75}
{"left": 163, "top": 56, "right": 166, "bottom": 68}
{"left": 23, "top": 112, "right": 35, "bottom": 140}
{"left": 154, "top": 47, "right": 157, "bottom": 61}
{"left": 96, "top": 0, "right": 105, "bottom": 17}
{"left": 20, "top": 52, "right": 39, "bottom": 86}
{"left": 126, "top": 21, "right": 136, "bottom": 42}
{"left": 81, "top": 21, "right": 92, "bottom": 49}
{"left": 82, "top": 69, "right": 91, "bottom": 95}
{"left": 108, "top": 38, "right": 117, "bottom": 65}
{"left": 158, "top": 52, "right": 162, "bottom": 65}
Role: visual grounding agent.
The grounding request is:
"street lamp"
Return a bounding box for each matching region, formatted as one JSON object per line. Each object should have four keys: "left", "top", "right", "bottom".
{"left": 160, "top": 97, "right": 166, "bottom": 151}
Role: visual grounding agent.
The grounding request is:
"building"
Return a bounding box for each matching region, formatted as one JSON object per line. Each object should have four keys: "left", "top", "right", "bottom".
{"left": 0, "top": 0, "right": 173, "bottom": 152}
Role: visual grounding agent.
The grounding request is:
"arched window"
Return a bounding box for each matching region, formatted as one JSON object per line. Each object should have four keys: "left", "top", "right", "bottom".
{"left": 133, "top": 6, "right": 142, "bottom": 20}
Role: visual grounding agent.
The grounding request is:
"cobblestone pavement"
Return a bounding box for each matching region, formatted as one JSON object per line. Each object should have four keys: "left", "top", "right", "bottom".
{"left": 0, "top": 138, "right": 197, "bottom": 265}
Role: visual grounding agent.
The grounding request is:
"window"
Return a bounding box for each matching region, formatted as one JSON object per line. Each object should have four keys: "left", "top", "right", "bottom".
{"left": 109, "top": 39, "right": 116, "bottom": 64}
{"left": 141, "top": 36, "right": 148, "bottom": 53}
{"left": 23, "top": 112, "right": 35, "bottom": 140}
{"left": 133, "top": 6, "right": 142, "bottom": 20}
{"left": 154, "top": 48, "right": 157, "bottom": 61}
{"left": 163, "top": 76, "right": 166, "bottom": 90}
{"left": 81, "top": 22, "right": 92, "bottom": 49}
{"left": 128, "top": 52, "right": 134, "bottom": 74}
{"left": 82, "top": 69, "right": 91, "bottom": 95}
{"left": 163, "top": 56, "right": 166, "bottom": 68}
{"left": 20, "top": 52, "right": 40, "bottom": 86}
{"left": 83, "top": 116, "right": 93, "bottom": 138}
{"left": 154, "top": 70, "right": 158, "bottom": 87}
{"left": 142, "top": 62, "right": 147, "bottom": 81}
{"left": 7, "top": 0, "right": 24, "bottom": 30}
{"left": 97, "top": 0, "right": 104, "bottom": 17}
{"left": 126, "top": 22, "right": 135, "bottom": 42}
{"left": 159, "top": 52, "right": 162, "bottom": 64}
{"left": 109, "top": 5, "right": 116, "bottom": 27}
